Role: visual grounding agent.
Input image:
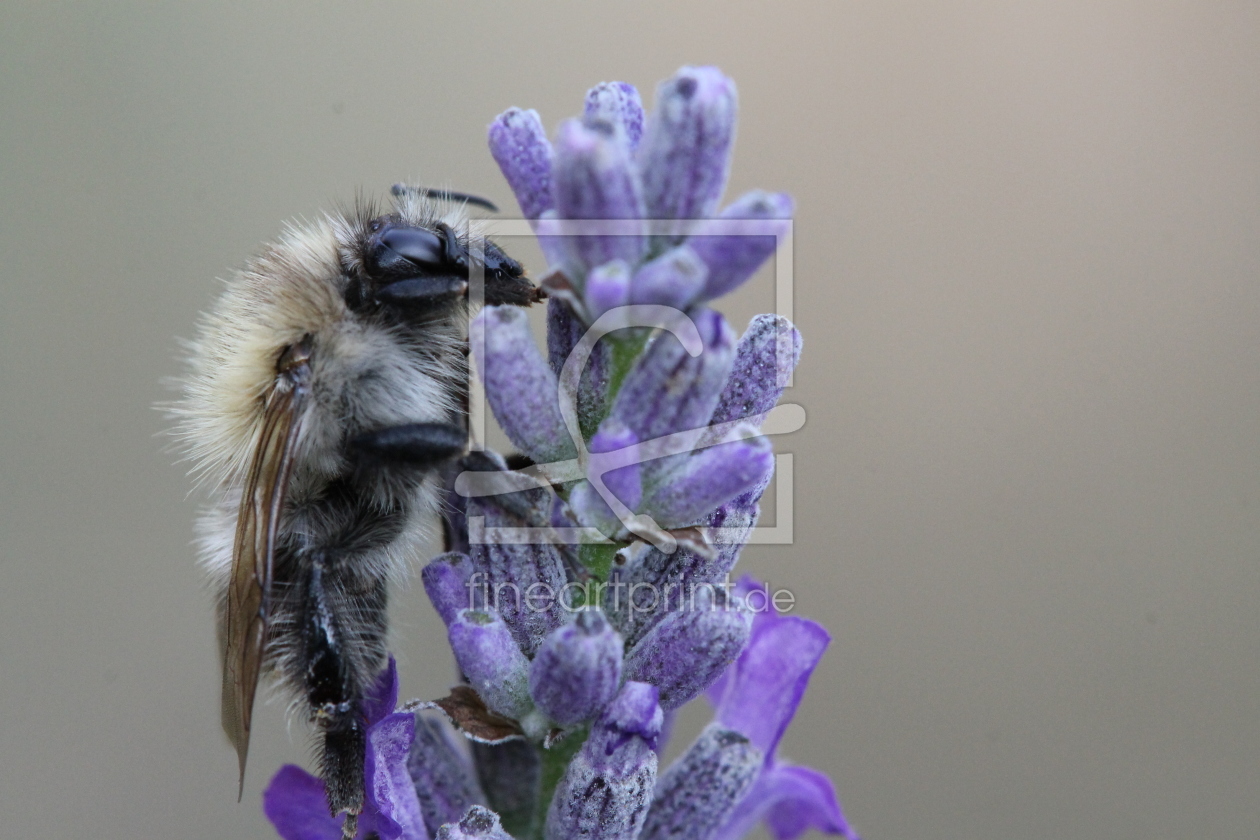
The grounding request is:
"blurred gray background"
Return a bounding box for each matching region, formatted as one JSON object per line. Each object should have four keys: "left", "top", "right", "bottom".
{"left": 2, "top": 2, "right": 1258, "bottom": 838}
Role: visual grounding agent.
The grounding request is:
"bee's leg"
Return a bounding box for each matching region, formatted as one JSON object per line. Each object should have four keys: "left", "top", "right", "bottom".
{"left": 346, "top": 422, "right": 467, "bottom": 474}
{"left": 298, "top": 549, "right": 388, "bottom": 833}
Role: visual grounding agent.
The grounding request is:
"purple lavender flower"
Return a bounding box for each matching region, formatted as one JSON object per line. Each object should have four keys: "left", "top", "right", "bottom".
{"left": 706, "top": 579, "right": 856, "bottom": 840}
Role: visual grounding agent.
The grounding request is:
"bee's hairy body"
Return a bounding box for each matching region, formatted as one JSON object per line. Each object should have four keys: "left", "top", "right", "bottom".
{"left": 173, "top": 189, "right": 535, "bottom": 831}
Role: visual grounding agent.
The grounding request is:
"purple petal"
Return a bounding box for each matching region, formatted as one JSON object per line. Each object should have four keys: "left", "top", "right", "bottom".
{"left": 610, "top": 308, "right": 735, "bottom": 444}
{"left": 688, "top": 191, "right": 794, "bottom": 302}
{"left": 553, "top": 118, "right": 647, "bottom": 271}
{"left": 529, "top": 609, "right": 624, "bottom": 726}
{"left": 470, "top": 306, "right": 576, "bottom": 464}
{"left": 714, "top": 764, "right": 855, "bottom": 840}
{"left": 709, "top": 314, "right": 803, "bottom": 427}
{"left": 362, "top": 656, "right": 400, "bottom": 727}
{"left": 571, "top": 420, "right": 643, "bottom": 536}
{"left": 642, "top": 434, "right": 774, "bottom": 530}
{"left": 641, "top": 724, "right": 763, "bottom": 840}
{"left": 584, "top": 82, "right": 645, "bottom": 150}
{"left": 447, "top": 608, "right": 533, "bottom": 720}
{"left": 408, "top": 715, "right": 486, "bottom": 837}
{"left": 366, "top": 713, "right": 428, "bottom": 840}
{"left": 638, "top": 67, "right": 738, "bottom": 238}
{"left": 423, "top": 553, "right": 479, "bottom": 627}
{"left": 263, "top": 765, "right": 345, "bottom": 840}
{"left": 436, "top": 805, "right": 514, "bottom": 840}
{"left": 713, "top": 616, "right": 830, "bottom": 757}
{"left": 487, "top": 108, "right": 554, "bottom": 221}
{"left": 628, "top": 244, "right": 708, "bottom": 311}
{"left": 623, "top": 586, "right": 752, "bottom": 711}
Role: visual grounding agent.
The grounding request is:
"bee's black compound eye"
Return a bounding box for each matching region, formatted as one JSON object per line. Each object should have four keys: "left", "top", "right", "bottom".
{"left": 373, "top": 226, "right": 446, "bottom": 274}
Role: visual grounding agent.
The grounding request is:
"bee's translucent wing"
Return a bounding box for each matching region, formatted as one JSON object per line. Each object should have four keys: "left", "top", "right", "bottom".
{"left": 222, "top": 342, "right": 311, "bottom": 799}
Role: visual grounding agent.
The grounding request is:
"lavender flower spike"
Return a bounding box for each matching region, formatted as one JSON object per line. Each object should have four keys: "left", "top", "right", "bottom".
{"left": 529, "top": 608, "right": 624, "bottom": 726}
{"left": 470, "top": 306, "right": 574, "bottom": 464}
{"left": 436, "top": 806, "right": 513, "bottom": 840}
{"left": 545, "top": 682, "right": 663, "bottom": 840}
{"left": 640, "top": 724, "right": 763, "bottom": 840}
{"left": 638, "top": 66, "right": 738, "bottom": 238}
{"left": 688, "top": 191, "right": 794, "bottom": 302}
{"left": 585, "top": 81, "right": 645, "bottom": 150}
{"left": 553, "top": 118, "right": 647, "bottom": 272}
{"left": 447, "top": 608, "right": 533, "bottom": 722}
{"left": 488, "top": 107, "right": 554, "bottom": 221}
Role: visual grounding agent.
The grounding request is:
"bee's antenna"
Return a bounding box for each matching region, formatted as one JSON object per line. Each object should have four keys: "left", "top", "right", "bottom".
{"left": 390, "top": 184, "right": 499, "bottom": 213}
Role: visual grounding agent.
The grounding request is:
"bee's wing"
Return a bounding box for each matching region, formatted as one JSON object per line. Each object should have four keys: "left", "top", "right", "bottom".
{"left": 222, "top": 344, "right": 311, "bottom": 799}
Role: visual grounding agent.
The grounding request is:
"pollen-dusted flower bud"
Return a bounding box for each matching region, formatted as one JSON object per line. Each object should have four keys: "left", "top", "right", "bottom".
{"left": 408, "top": 715, "right": 486, "bottom": 836}
{"left": 709, "top": 314, "right": 803, "bottom": 427}
{"left": 585, "top": 81, "right": 645, "bottom": 150}
{"left": 585, "top": 259, "right": 632, "bottom": 323}
{"left": 471, "top": 306, "right": 575, "bottom": 465}
{"left": 545, "top": 682, "right": 663, "bottom": 840}
{"left": 640, "top": 724, "right": 764, "bottom": 840}
{"left": 423, "top": 551, "right": 480, "bottom": 626}
{"left": 553, "top": 118, "right": 647, "bottom": 272}
{"left": 488, "top": 107, "right": 554, "bottom": 221}
{"left": 623, "top": 586, "right": 752, "bottom": 710}
{"left": 447, "top": 608, "right": 533, "bottom": 721}
{"left": 610, "top": 307, "right": 735, "bottom": 446}
{"left": 638, "top": 66, "right": 738, "bottom": 238}
{"left": 642, "top": 432, "right": 774, "bottom": 530}
{"left": 570, "top": 419, "right": 642, "bottom": 536}
{"left": 629, "top": 244, "right": 709, "bottom": 311}
{"left": 688, "top": 191, "right": 794, "bottom": 302}
{"left": 529, "top": 609, "right": 624, "bottom": 726}
{"left": 437, "top": 805, "right": 514, "bottom": 840}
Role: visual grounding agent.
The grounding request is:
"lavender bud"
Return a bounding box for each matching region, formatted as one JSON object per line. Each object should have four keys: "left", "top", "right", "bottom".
{"left": 585, "top": 259, "right": 632, "bottom": 323}
{"left": 488, "top": 107, "right": 554, "bottom": 221}
{"left": 623, "top": 586, "right": 752, "bottom": 710}
{"left": 610, "top": 308, "right": 735, "bottom": 445}
{"left": 709, "top": 314, "right": 803, "bottom": 426}
{"left": 553, "top": 118, "right": 647, "bottom": 271}
{"left": 423, "top": 552, "right": 480, "bottom": 626}
{"left": 409, "top": 715, "right": 486, "bottom": 836}
{"left": 571, "top": 419, "right": 643, "bottom": 536}
{"left": 629, "top": 245, "right": 709, "bottom": 311}
{"left": 545, "top": 682, "right": 663, "bottom": 840}
{"left": 585, "top": 81, "right": 645, "bottom": 150}
{"left": 447, "top": 608, "right": 533, "bottom": 721}
{"left": 640, "top": 724, "right": 763, "bottom": 840}
{"left": 437, "top": 805, "right": 514, "bottom": 840}
{"left": 471, "top": 306, "right": 576, "bottom": 464}
{"left": 638, "top": 67, "right": 738, "bottom": 239}
{"left": 688, "top": 191, "right": 793, "bottom": 302}
{"left": 471, "top": 740, "right": 540, "bottom": 838}
{"left": 529, "top": 609, "right": 624, "bottom": 726}
{"left": 642, "top": 434, "right": 774, "bottom": 529}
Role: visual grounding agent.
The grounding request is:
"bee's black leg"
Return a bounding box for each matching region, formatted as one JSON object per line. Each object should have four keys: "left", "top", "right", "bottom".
{"left": 346, "top": 422, "right": 467, "bottom": 472}
{"left": 298, "top": 550, "right": 388, "bottom": 831}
